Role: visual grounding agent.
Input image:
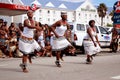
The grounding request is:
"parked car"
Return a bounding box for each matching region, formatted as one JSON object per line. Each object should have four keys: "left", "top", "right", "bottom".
{"left": 69, "top": 22, "right": 112, "bottom": 52}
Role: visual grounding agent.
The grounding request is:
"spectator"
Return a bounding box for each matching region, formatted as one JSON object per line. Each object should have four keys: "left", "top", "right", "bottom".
{"left": 0, "top": 24, "right": 9, "bottom": 57}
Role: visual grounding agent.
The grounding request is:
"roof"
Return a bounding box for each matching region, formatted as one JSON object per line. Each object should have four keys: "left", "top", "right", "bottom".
{"left": 0, "top": 2, "right": 30, "bottom": 16}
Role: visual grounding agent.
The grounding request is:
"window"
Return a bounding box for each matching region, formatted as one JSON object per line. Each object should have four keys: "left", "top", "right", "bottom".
{"left": 70, "top": 25, "right": 73, "bottom": 30}
{"left": 48, "top": 18, "right": 50, "bottom": 21}
{"left": 95, "top": 26, "right": 99, "bottom": 33}
{"left": 39, "top": 18, "right": 42, "bottom": 21}
{"left": 89, "top": 14, "right": 91, "bottom": 17}
{"left": 53, "top": 19, "right": 55, "bottom": 22}
{"left": 86, "top": 24, "right": 89, "bottom": 29}
{"left": 24, "top": 17, "right": 27, "bottom": 20}
{"left": 77, "top": 24, "right": 85, "bottom": 31}
{"left": 95, "top": 15, "right": 97, "bottom": 18}
{"left": 53, "top": 11, "right": 55, "bottom": 14}
{"left": 11, "top": 0, "right": 14, "bottom": 3}
{"left": 99, "top": 26, "right": 108, "bottom": 34}
{"left": 48, "top": 10, "right": 50, "bottom": 14}
{"left": 39, "top": 10, "right": 42, "bottom": 13}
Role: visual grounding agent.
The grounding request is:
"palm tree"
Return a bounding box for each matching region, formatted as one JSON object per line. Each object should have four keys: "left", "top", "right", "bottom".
{"left": 97, "top": 3, "right": 107, "bottom": 26}
{"left": 109, "top": 10, "right": 114, "bottom": 21}
{"left": 109, "top": 10, "right": 114, "bottom": 16}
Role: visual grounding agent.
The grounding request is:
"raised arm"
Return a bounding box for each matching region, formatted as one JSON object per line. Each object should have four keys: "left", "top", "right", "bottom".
{"left": 35, "top": 21, "right": 42, "bottom": 31}
{"left": 24, "top": 19, "right": 41, "bottom": 31}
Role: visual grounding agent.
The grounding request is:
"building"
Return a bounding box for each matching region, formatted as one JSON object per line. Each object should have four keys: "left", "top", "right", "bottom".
{"left": 0, "top": 0, "right": 113, "bottom": 26}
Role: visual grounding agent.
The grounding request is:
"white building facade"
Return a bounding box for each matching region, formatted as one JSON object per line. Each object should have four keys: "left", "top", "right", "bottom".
{"left": 0, "top": 0, "right": 113, "bottom": 26}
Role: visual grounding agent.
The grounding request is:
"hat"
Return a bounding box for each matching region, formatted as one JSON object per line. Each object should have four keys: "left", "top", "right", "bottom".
{"left": 61, "top": 11, "right": 67, "bottom": 15}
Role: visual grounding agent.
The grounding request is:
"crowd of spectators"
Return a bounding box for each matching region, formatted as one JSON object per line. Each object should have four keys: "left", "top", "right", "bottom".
{"left": 0, "top": 19, "right": 76, "bottom": 58}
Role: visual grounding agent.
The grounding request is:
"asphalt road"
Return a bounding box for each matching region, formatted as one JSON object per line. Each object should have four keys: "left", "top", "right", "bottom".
{"left": 0, "top": 51, "right": 120, "bottom": 80}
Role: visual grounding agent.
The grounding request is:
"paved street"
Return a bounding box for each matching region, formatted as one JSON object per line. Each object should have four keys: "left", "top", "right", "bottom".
{"left": 0, "top": 51, "right": 120, "bottom": 80}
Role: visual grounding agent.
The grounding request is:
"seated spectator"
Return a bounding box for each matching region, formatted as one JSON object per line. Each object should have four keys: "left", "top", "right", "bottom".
{"left": 8, "top": 31, "right": 17, "bottom": 57}
{"left": 18, "top": 23, "right": 24, "bottom": 32}
{"left": 8, "top": 22, "right": 18, "bottom": 57}
{"left": 0, "top": 25, "right": 9, "bottom": 58}
{"left": 45, "top": 41, "right": 52, "bottom": 57}
{"left": 0, "top": 19, "right": 4, "bottom": 27}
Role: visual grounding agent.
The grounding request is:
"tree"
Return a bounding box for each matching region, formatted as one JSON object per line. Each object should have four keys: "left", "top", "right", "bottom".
{"left": 109, "top": 10, "right": 114, "bottom": 21}
{"left": 109, "top": 10, "right": 114, "bottom": 16}
{"left": 97, "top": 3, "right": 107, "bottom": 26}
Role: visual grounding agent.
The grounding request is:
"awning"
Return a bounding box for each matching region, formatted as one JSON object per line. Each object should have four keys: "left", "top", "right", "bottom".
{"left": 0, "top": 3, "right": 30, "bottom": 16}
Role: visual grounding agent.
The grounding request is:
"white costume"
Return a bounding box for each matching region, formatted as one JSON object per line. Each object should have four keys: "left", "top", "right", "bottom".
{"left": 83, "top": 28, "right": 101, "bottom": 55}
{"left": 52, "top": 25, "right": 71, "bottom": 51}
{"left": 38, "top": 31, "right": 45, "bottom": 48}
{"left": 19, "top": 27, "right": 41, "bottom": 54}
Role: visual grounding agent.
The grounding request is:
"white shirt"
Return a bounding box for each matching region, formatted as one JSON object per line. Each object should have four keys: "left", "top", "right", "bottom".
{"left": 55, "top": 25, "right": 67, "bottom": 36}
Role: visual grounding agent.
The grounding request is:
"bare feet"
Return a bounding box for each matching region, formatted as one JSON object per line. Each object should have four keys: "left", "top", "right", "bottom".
{"left": 23, "top": 68, "right": 28, "bottom": 73}
{"left": 86, "top": 58, "right": 92, "bottom": 64}
{"left": 55, "top": 61, "right": 61, "bottom": 67}
{"left": 20, "top": 63, "right": 28, "bottom": 73}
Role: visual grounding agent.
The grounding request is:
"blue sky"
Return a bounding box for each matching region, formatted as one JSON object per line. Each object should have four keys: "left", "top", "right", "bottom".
{"left": 22, "top": 0, "right": 118, "bottom": 7}
{"left": 60, "top": 0, "right": 118, "bottom": 7}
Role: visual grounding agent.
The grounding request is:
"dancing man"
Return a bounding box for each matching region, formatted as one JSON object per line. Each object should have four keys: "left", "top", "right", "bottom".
{"left": 19, "top": 10, "right": 41, "bottom": 73}
{"left": 50, "top": 12, "right": 72, "bottom": 67}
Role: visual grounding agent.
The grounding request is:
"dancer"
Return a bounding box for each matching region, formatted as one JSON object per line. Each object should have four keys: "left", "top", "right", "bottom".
{"left": 83, "top": 20, "right": 101, "bottom": 64}
{"left": 50, "top": 12, "right": 72, "bottom": 67}
{"left": 19, "top": 10, "right": 41, "bottom": 73}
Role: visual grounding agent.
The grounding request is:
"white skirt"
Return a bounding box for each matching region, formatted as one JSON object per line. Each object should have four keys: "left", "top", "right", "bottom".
{"left": 83, "top": 40, "right": 101, "bottom": 55}
{"left": 19, "top": 38, "right": 41, "bottom": 54}
{"left": 51, "top": 36, "right": 71, "bottom": 51}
